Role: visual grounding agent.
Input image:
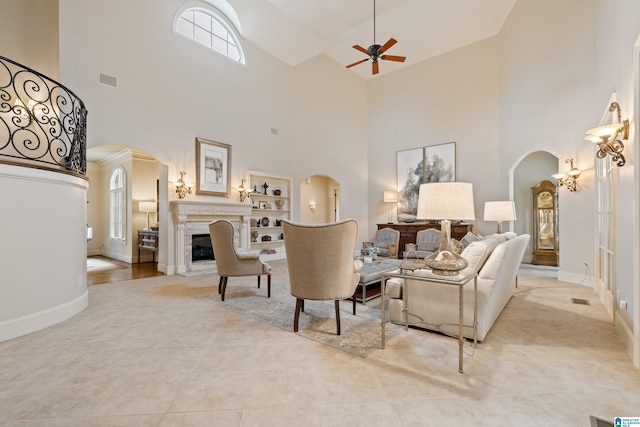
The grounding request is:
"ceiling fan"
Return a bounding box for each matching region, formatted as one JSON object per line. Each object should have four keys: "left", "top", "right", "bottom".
{"left": 346, "top": 0, "right": 406, "bottom": 75}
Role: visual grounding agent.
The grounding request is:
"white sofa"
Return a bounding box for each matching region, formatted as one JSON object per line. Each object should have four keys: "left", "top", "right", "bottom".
{"left": 386, "top": 233, "right": 530, "bottom": 341}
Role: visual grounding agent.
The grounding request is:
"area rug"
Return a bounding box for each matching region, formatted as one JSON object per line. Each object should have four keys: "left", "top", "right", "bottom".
{"left": 87, "top": 257, "right": 127, "bottom": 272}
{"left": 199, "top": 271, "right": 404, "bottom": 358}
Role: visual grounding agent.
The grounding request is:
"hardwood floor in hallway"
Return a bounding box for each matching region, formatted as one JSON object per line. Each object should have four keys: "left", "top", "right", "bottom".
{"left": 87, "top": 256, "right": 164, "bottom": 285}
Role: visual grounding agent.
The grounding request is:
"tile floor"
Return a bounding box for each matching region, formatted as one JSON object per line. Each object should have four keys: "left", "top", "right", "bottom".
{"left": 1, "top": 261, "right": 639, "bottom": 426}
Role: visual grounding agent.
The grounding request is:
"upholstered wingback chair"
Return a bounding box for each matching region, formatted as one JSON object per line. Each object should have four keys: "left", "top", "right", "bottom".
{"left": 414, "top": 228, "right": 442, "bottom": 258}
{"left": 373, "top": 227, "right": 400, "bottom": 258}
{"left": 282, "top": 220, "right": 362, "bottom": 335}
{"left": 208, "top": 220, "right": 271, "bottom": 301}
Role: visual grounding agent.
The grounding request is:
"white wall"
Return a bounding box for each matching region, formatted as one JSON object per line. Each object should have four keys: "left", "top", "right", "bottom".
{"left": 592, "top": 0, "right": 640, "bottom": 347}
{"left": 367, "top": 37, "right": 501, "bottom": 237}
{"left": 498, "top": 0, "right": 596, "bottom": 279}
{"left": 0, "top": 164, "right": 88, "bottom": 342}
{"left": 58, "top": 0, "right": 370, "bottom": 263}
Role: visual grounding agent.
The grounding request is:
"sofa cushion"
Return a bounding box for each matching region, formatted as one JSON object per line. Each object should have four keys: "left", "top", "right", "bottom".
{"left": 486, "top": 233, "right": 508, "bottom": 243}
{"left": 460, "top": 237, "right": 501, "bottom": 276}
{"left": 385, "top": 278, "right": 404, "bottom": 298}
{"left": 478, "top": 243, "right": 507, "bottom": 280}
{"left": 503, "top": 231, "right": 517, "bottom": 240}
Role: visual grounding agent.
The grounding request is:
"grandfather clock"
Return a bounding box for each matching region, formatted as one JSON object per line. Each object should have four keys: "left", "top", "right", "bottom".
{"left": 531, "top": 180, "right": 559, "bottom": 266}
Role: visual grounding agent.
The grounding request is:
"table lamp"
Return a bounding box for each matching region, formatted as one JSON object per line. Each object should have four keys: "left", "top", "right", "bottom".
{"left": 483, "top": 201, "right": 516, "bottom": 233}
{"left": 383, "top": 190, "right": 398, "bottom": 224}
{"left": 416, "top": 182, "right": 475, "bottom": 276}
{"left": 139, "top": 201, "right": 156, "bottom": 230}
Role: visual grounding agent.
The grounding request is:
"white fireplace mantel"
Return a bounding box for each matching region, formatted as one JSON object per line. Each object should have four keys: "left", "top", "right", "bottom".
{"left": 171, "top": 201, "right": 253, "bottom": 275}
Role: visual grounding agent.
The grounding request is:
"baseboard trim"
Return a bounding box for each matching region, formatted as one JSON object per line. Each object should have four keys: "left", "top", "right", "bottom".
{"left": 0, "top": 290, "right": 89, "bottom": 343}
{"left": 558, "top": 270, "right": 594, "bottom": 287}
{"left": 614, "top": 313, "right": 635, "bottom": 363}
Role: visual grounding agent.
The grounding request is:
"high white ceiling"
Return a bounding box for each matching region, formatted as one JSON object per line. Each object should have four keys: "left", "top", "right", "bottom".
{"left": 230, "top": 0, "right": 517, "bottom": 79}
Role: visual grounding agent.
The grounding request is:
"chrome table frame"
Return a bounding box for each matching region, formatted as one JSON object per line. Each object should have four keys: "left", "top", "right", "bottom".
{"left": 381, "top": 268, "right": 477, "bottom": 373}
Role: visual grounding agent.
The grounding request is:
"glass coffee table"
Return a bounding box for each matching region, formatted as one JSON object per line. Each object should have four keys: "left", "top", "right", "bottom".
{"left": 380, "top": 268, "right": 477, "bottom": 373}
{"left": 355, "top": 258, "right": 403, "bottom": 305}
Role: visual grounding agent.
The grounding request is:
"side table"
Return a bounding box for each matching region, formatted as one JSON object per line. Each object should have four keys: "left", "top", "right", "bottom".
{"left": 138, "top": 229, "right": 159, "bottom": 265}
{"left": 381, "top": 268, "right": 477, "bottom": 373}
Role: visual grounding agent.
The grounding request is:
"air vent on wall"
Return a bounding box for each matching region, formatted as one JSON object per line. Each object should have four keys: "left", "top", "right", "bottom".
{"left": 99, "top": 73, "right": 118, "bottom": 88}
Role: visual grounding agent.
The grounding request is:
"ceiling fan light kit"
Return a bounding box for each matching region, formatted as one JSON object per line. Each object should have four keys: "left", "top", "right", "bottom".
{"left": 346, "top": 0, "right": 406, "bottom": 75}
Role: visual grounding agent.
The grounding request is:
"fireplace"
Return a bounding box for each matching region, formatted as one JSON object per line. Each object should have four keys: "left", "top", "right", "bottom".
{"left": 192, "top": 234, "right": 214, "bottom": 262}
{"left": 171, "top": 201, "right": 252, "bottom": 275}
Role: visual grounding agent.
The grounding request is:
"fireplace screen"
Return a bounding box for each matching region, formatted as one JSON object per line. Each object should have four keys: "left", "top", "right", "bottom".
{"left": 192, "top": 234, "right": 214, "bottom": 262}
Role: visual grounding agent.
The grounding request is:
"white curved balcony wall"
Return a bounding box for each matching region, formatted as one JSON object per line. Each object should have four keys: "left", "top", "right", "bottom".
{"left": 0, "top": 163, "right": 89, "bottom": 342}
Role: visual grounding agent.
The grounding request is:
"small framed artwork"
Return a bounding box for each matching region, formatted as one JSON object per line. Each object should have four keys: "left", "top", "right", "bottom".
{"left": 195, "top": 137, "right": 231, "bottom": 197}
{"left": 259, "top": 201, "right": 268, "bottom": 210}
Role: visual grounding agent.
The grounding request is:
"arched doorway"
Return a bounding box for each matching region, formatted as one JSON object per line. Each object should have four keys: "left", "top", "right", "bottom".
{"left": 86, "top": 145, "right": 169, "bottom": 270}
{"left": 512, "top": 150, "right": 558, "bottom": 264}
{"left": 299, "top": 174, "right": 340, "bottom": 224}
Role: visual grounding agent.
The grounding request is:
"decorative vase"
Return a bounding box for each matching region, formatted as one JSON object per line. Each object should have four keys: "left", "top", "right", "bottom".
{"left": 275, "top": 199, "right": 285, "bottom": 210}
{"left": 251, "top": 231, "right": 259, "bottom": 242}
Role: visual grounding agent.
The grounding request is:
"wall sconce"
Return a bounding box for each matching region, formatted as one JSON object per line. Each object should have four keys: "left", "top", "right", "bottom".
{"left": 175, "top": 171, "right": 192, "bottom": 199}
{"left": 308, "top": 202, "right": 317, "bottom": 213}
{"left": 383, "top": 190, "right": 398, "bottom": 224}
{"left": 13, "top": 98, "right": 38, "bottom": 121}
{"left": 585, "top": 101, "right": 628, "bottom": 167}
{"left": 483, "top": 201, "right": 516, "bottom": 233}
{"left": 552, "top": 158, "right": 581, "bottom": 192}
{"left": 238, "top": 178, "right": 249, "bottom": 202}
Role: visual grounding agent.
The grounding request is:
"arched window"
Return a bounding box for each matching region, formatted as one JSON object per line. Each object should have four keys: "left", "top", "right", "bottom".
{"left": 174, "top": 5, "right": 245, "bottom": 64}
{"left": 110, "top": 167, "right": 127, "bottom": 241}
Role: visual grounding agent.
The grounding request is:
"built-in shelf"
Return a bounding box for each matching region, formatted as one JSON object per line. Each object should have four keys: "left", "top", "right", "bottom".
{"left": 248, "top": 172, "right": 291, "bottom": 261}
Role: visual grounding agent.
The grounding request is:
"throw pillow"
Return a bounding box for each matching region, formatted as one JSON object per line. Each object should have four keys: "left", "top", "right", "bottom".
{"left": 450, "top": 238, "right": 464, "bottom": 254}
{"left": 460, "top": 236, "right": 501, "bottom": 275}
{"left": 460, "top": 231, "right": 483, "bottom": 247}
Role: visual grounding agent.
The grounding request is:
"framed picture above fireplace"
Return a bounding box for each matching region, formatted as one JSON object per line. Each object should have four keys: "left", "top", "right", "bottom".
{"left": 195, "top": 137, "right": 231, "bottom": 197}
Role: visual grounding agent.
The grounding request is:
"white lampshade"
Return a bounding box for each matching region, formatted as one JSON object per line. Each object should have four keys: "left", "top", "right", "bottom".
{"left": 383, "top": 190, "right": 398, "bottom": 203}
{"left": 483, "top": 201, "right": 516, "bottom": 221}
{"left": 139, "top": 201, "right": 156, "bottom": 230}
{"left": 416, "top": 182, "right": 475, "bottom": 221}
{"left": 139, "top": 201, "right": 156, "bottom": 213}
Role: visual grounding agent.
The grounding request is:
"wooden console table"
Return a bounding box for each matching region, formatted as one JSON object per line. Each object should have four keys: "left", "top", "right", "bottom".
{"left": 138, "top": 229, "right": 159, "bottom": 264}
{"left": 377, "top": 222, "right": 473, "bottom": 258}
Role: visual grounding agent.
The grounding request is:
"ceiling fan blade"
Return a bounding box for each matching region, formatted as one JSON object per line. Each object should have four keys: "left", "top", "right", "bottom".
{"left": 381, "top": 55, "right": 406, "bottom": 63}
{"left": 352, "top": 45, "right": 370, "bottom": 55}
{"left": 346, "top": 58, "right": 370, "bottom": 69}
{"left": 372, "top": 61, "right": 379, "bottom": 75}
{"left": 378, "top": 38, "right": 397, "bottom": 54}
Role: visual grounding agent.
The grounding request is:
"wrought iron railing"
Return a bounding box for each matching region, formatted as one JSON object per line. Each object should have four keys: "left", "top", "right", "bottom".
{"left": 0, "top": 56, "right": 87, "bottom": 176}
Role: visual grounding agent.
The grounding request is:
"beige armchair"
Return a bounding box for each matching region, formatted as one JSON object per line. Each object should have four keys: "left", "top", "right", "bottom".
{"left": 282, "top": 220, "right": 361, "bottom": 335}
{"left": 208, "top": 220, "right": 271, "bottom": 301}
{"left": 372, "top": 227, "right": 400, "bottom": 258}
